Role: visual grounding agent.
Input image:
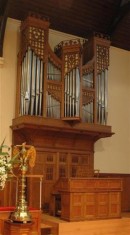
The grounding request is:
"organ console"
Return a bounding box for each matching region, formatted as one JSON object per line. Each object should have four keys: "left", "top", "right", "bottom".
{"left": 15, "top": 13, "right": 110, "bottom": 126}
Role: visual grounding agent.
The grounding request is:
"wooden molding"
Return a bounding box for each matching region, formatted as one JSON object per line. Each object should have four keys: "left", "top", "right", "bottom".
{"left": 11, "top": 116, "right": 114, "bottom": 142}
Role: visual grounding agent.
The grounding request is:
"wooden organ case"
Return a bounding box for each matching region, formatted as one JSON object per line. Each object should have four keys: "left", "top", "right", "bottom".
{"left": 9, "top": 13, "right": 122, "bottom": 220}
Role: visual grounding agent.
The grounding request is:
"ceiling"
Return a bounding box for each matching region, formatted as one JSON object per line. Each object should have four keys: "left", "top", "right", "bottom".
{"left": 1, "top": 0, "right": 130, "bottom": 55}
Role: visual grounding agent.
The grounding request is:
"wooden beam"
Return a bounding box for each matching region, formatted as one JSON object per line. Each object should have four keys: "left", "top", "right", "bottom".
{"left": 107, "top": 0, "right": 130, "bottom": 35}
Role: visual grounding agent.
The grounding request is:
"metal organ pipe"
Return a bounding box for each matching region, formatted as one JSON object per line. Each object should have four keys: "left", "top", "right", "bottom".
{"left": 97, "top": 69, "right": 108, "bottom": 124}
{"left": 46, "top": 59, "right": 61, "bottom": 119}
{"left": 104, "top": 69, "right": 108, "bottom": 124}
{"left": 82, "top": 100, "right": 93, "bottom": 123}
{"left": 46, "top": 92, "right": 60, "bottom": 119}
{"left": 69, "top": 70, "right": 72, "bottom": 117}
{"left": 82, "top": 70, "right": 94, "bottom": 123}
{"left": 19, "top": 31, "right": 109, "bottom": 124}
{"left": 75, "top": 68, "right": 80, "bottom": 117}
{"left": 101, "top": 70, "right": 105, "bottom": 124}
{"left": 72, "top": 69, "right": 75, "bottom": 116}
{"left": 30, "top": 50, "right": 36, "bottom": 115}
{"left": 21, "top": 55, "right": 25, "bottom": 116}
{"left": 39, "top": 60, "right": 43, "bottom": 116}
{"left": 26, "top": 48, "right": 32, "bottom": 114}
{"left": 35, "top": 57, "right": 40, "bottom": 116}
{"left": 64, "top": 67, "right": 80, "bottom": 118}
{"left": 20, "top": 47, "right": 44, "bottom": 116}
{"left": 82, "top": 72, "right": 93, "bottom": 88}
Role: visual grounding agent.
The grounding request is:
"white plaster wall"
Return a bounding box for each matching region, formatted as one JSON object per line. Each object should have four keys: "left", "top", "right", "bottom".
{"left": 94, "top": 47, "right": 130, "bottom": 173}
{"left": 49, "top": 28, "right": 84, "bottom": 50}
{"left": 0, "top": 58, "right": 4, "bottom": 142}
{"left": 1, "top": 18, "right": 130, "bottom": 173}
{"left": 0, "top": 18, "right": 20, "bottom": 147}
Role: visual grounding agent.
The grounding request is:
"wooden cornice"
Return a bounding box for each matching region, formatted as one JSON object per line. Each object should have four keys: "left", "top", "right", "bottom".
{"left": 11, "top": 116, "right": 114, "bottom": 142}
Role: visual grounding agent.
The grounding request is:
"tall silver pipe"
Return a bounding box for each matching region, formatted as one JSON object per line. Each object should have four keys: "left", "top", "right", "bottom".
{"left": 97, "top": 73, "right": 101, "bottom": 123}
{"left": 69, "top": 70, "right": 73, "bottom": 117}
{"left": 104, "top": 69, "right": 108, "bottom": 124}
{"left": 75, "top": 68, "right": 80, "bottom": 117}
{"left": 30, "top": 51, "right": 36, "bottom": 115}
{"left": 21, "top": 56, "right": 26, "bottom": 115}
{"left": 90, "top": 101, "right": 93, "bottom": 122}
{"left": 35, "top": 57, "right": 40, "bottom": 115}
{"left": 39, "top": 60, "right": 43, "bottom": 116}
{"left": 66, "top": 72, "right": 70, "bottom": 116}
{"left": 72, "top": 69, "right": 75, "bottom": 116}
{"left": 97, "top": 68, "right": 108, "bottom": 124}
{"left": 25, "top": 48, "right": 32, "bottom": 115}
{"left": 64, "top": 74, "right": 67, "bottom": 117}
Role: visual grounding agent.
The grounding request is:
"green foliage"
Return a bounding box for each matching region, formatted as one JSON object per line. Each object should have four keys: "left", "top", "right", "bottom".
{"left": 0, "top": 137, "right": 10, "bottom": 157}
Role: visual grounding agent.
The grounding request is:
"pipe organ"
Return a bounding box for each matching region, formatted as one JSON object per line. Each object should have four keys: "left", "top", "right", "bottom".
{"left": 10, "top": 13, "right": 115, "bottom": 217}
{"left": 15, "top": 14, "right": 110, "bottom": 126}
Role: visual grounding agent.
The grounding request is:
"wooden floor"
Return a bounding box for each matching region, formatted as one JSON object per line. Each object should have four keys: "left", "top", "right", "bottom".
{"left": 41, "top": 213, "right": 130, "bottom": 235}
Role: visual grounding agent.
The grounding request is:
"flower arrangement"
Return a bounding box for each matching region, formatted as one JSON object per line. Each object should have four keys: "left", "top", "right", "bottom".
{"left": 0, "top": 139, "right": 13, "bottom": 190}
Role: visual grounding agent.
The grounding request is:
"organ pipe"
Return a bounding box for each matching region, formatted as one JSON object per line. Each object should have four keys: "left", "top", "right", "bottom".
{"left": 64, "top": 67, "right": 80, "bottom": 118}
{"left": 20, "top": 47, "right": 44, "bottom": 116}
{"left": 97, "top": 69, "right": 108, "bottom": 124}
{"left": 17, "top": 14, "right": 110, "bottom": 126}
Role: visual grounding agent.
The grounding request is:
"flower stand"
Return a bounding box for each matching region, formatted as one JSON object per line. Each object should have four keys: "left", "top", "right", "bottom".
{"left": 3, "top": 220, "right": 34, "bottom": 235}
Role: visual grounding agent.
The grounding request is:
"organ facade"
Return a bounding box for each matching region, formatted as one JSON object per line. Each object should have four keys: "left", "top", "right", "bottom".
{"left": 7, "top": 13, "right": 122, "bottom": 221}
{"left": 15, "top": 13, "right": 110, "bottom": 126}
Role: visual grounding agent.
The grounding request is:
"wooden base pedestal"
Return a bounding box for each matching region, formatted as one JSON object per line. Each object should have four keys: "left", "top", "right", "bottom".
{"left": 4, "top": 220, "right": 33, "bottom": 235}
{"left": 0, "top": 209, "right": 41, "bottom": 235}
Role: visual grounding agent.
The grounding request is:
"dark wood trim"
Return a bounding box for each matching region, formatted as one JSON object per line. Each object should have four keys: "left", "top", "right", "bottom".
{"left": 98, "top": 173, "right": 130, "bottom": 212}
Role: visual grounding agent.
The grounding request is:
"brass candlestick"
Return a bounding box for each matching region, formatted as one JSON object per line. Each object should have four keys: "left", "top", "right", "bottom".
{"left": 10, "top": 143, "right": 36, "bottom": 223}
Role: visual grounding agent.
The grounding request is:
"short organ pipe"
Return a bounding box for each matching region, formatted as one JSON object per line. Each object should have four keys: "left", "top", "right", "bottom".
{"left": 46, "top": 92, "right": 60, "bottom": 119}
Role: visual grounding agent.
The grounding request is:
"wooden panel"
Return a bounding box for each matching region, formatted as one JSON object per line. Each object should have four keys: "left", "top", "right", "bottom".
{"left": 54, "top": 177, "right": 122, "bottom": 192}
{"left": 71, "top": 193, "right": 84, "bottom": 219}
{"left": 97, "top": 193, "right": 109, "bottom": 218}
{"left": 0, "top": 180, "right": 17, "bottom": 207}
{"left": 60, "top": 191, "right": 121, "bottom": 221}
{"left": 27, "top": 178, "right": 41, "bottom": 209}
{"left": 100, "top": 173, "right": 130, "bottom": 212}
{"left": 60, "top": 193, "right": 70, "bottom": 220}
{"left": 109, "top": 192, "right": 121, "bottom": 218}
{"left": 84, "top": 193, "right": 96, "bottom": 219}
{"left": 43, "top": 182, "right": 54, "bottom": 206}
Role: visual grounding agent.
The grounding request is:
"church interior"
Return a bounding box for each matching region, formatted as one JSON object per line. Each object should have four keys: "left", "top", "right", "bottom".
{"left": 1, "top": 0, "right": 130, "bottom": 234}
